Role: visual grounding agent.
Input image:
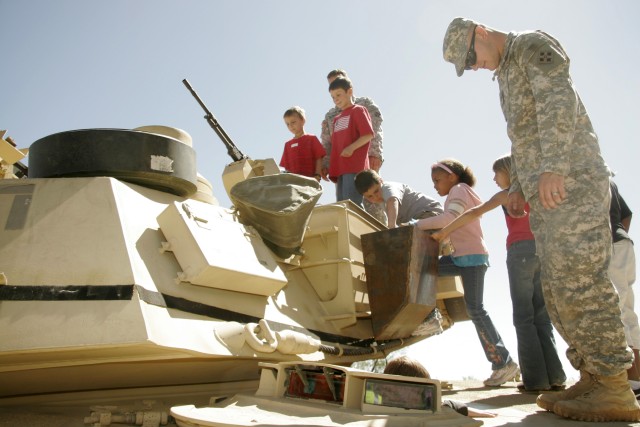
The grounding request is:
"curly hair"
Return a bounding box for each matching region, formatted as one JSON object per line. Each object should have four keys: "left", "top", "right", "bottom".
{"left": 432, "top": 158, "right": 476, "bottom": 187}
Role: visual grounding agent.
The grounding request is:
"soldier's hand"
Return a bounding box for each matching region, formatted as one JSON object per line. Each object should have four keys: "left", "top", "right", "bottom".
{"left": 538, "top": 172, "right": 566, "bottom": 209}
{"left": 368, "top": 156, "right": 382, "bottom": 172}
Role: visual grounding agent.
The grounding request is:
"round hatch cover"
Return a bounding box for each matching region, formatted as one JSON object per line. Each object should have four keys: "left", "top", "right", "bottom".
{"left": 29, "top": 128, "right": 198, "bottom": 196}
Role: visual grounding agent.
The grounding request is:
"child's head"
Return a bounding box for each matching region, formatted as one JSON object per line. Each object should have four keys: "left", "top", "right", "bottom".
{"left": 383, "top": 355, "right": 431, "bottom": 379}
{"left": 329, "top": 76, "right": 354, "bottom": 110}
{"left": 327, "top": 69, "right": 348, "bottom": 84}
{"left": 492, "top": 154, "right": 512, "bottom": 190}
{"left": 431, "top": 158, "right": 476, "bottom": 197}
{"left": 354, "top": 169, "right": 384, "bottom": 203}
{"left": 283, "top": 106, "right": 306, "bottom": 137}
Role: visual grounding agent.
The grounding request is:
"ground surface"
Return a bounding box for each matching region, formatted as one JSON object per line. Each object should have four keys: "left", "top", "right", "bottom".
{"left": 448, "top": 378, "right": 640, "bottom": 427}
{"left": 2, "top": 378, "right": 640, "bottom": 426}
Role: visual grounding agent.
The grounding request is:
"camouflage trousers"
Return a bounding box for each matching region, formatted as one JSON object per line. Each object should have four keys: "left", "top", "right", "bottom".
{"left": 528, "top": 170, "right": 632, "bottom": 376}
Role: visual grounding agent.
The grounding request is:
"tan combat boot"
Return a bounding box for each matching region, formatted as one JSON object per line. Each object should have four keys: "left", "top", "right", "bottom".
{"left": 536, "top": 370, "right": 593, "bottom": 411}
{"left": 553, "top": 371, "right": 640, "bottom": 422}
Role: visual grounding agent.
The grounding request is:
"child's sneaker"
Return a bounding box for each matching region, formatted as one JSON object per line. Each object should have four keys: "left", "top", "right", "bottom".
{"left": 483, "top": 361, "right": 520, "bottom": 387}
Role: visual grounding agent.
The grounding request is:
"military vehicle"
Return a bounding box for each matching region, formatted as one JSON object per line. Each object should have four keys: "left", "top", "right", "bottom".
{"left": 0, "top": 81, "right": 472, "bottom": 426}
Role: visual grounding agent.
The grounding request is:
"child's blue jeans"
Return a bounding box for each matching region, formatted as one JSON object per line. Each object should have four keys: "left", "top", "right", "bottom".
{"left": 439, "top": 255, "right": 513, "bottom": 371}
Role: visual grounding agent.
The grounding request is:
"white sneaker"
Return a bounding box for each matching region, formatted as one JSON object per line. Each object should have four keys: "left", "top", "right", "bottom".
{"left": 411, "top": 309, "right": 443, "bottom": 337}
{"left": 484, "top": 361, "right": 520, "bottom": 387}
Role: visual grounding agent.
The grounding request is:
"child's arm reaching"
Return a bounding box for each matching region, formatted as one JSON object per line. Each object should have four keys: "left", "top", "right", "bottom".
{"left": 386, "top": 197, "right": 400, "bottom": 228}
{"left": 414, "top": 186, "right": 471, "bottom": 230}
{"left": 431, "top": 190, "right": 508, "bottom": 241}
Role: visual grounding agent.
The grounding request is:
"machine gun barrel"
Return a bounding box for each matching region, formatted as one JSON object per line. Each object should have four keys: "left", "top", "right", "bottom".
{"left": 182, "top": 79, "right": 247, "bottom": 162}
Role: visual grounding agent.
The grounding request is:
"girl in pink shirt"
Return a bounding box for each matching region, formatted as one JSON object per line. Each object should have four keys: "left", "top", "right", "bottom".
{"left": 414, "top": 158, "right": 519, "bottom": 387}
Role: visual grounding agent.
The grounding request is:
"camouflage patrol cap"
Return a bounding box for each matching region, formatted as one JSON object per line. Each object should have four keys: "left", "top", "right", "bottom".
{"left": 443, "top": 17, "right": 478, "bottom": 77}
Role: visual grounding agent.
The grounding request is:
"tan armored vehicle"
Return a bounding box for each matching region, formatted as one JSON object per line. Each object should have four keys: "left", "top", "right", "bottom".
{"left": 0, "top": 82, "right": 471, "bottom": 426}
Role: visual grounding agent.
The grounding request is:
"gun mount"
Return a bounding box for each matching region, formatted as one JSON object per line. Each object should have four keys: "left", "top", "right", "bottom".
{"left": 182, "top": 78, "right": 246, "bottom": 163}
{"left": 182, "top": 78, "right": 280, "bottom": 198}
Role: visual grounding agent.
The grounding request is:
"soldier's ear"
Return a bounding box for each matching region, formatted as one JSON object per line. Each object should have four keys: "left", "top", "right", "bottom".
{"left": 475, "top": 25, "right": 489, "bottom": 41}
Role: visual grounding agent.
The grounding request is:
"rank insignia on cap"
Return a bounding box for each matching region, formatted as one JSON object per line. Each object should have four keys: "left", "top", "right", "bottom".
{"left": 539, "top": 51, "right": 554, "bottom": 64}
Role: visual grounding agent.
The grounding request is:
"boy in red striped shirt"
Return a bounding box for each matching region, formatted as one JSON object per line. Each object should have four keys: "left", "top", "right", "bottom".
{"left": 324, "top": 76, "right": 373, "bottom": 206}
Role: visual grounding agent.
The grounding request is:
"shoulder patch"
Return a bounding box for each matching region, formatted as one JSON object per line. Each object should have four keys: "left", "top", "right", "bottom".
{"left": 535, "top": 46, "right": 564, "bottom": 66}
{"left": 530, "top": 42, "right": 566, "bottom": 73}
{"left": 538, "top": 50, "right": 554, "bottom": 64}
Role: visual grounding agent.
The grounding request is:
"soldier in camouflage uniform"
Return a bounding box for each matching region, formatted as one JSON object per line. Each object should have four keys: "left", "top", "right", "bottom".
{"left": 321, "top": 69, "right": 387, "bottom": 225}
{"left": 443, "top": 17, "right": 640, "bottom": 422}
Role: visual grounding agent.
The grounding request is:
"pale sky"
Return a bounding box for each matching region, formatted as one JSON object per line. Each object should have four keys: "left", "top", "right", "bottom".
{"left": 2, "top": 0, "right": 639, "bottom": 381}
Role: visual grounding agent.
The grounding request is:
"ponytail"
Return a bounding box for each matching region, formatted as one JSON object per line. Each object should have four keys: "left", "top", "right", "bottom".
{"left": 433, "top": 158, "right": 476, "bottom": 187}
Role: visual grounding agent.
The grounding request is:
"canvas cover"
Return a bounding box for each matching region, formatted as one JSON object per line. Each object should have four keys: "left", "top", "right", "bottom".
{"left": 230, "top": 174, "right": 323, "bottom": 258}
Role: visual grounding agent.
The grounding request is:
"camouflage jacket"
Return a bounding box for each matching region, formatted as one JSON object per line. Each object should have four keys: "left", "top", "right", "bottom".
{"left": 321, "top": 96, "right": 384, "bottom": 169}
{"left": 495, "top": 31, "right": 607, "bottom": 200}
